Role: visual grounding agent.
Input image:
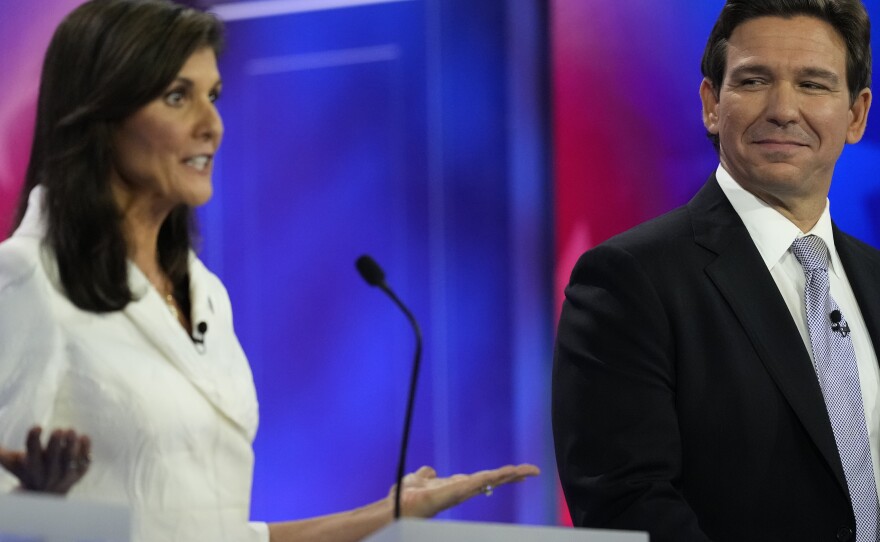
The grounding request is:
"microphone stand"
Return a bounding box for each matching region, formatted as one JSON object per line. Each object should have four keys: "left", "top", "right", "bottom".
{"left": 356, "top": 255, "right": 423, "bottom": 519}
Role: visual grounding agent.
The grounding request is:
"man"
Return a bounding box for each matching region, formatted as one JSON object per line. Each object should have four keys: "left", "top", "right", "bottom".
{"left": 552, "top": 1, "right": 880, "bottom": 541}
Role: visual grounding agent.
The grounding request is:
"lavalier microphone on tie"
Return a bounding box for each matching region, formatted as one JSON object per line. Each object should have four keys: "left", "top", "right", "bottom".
{"left": 829, "top": 310, "right": 851, "bottom": 338}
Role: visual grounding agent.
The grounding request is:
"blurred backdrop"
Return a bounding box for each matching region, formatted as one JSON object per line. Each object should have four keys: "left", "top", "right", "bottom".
{"left": 3, "top": 0, "right": 880, "bottom": 529}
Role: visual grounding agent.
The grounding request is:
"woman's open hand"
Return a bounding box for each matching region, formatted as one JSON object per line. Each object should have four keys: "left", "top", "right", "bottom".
{"left": 0, "top": 426, "right": 91, "bottom": 494}
{"left": 393, "top": 463, "right": 540, "bottom": 518}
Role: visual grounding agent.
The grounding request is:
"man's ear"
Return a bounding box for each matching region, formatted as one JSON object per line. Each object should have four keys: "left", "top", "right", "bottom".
{"left": 846, "top": 87, "right": 872, "bottom": 144}
{"left": 700, "top": 78, "right": 720, "bottom": 134}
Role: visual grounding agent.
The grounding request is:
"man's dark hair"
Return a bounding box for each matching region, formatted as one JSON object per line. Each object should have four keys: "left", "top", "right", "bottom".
{"left": 13, "top": 0, "right": 224, "bottom": 312}
{"left": 701, "top": 0, "right": 871, "bottom": 151}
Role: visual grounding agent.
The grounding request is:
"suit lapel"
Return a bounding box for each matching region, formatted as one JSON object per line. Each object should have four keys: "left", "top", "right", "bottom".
{"left": 836, "top": 228, "right": 880, "bottom": 363}
{"left": 689, "top": 177, "right": 847, "bottom": 491}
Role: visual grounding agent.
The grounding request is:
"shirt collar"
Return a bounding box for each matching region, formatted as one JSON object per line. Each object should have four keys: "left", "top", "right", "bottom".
{"left": 715, "top": 164, "right": 840, "bottom": 277}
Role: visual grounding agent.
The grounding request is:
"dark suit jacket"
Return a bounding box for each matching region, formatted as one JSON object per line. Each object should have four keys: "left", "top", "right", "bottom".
{"left": 552, "top": 175, "right": 880, "bottom": 542}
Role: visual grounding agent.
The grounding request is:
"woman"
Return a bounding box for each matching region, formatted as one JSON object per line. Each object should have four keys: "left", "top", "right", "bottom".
{"left": 0, "top": 0, "right": 537, "bottom": 540}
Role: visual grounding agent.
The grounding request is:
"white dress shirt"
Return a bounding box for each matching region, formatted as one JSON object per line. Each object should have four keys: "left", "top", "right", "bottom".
{"left": 0, "top": 186, "right": 269, "bottom": 541}
{"left": 716, "top": 164, "right": 880, "bottom": 498}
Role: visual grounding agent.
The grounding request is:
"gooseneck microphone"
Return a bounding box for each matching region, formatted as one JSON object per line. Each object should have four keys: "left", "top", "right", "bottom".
{"left": 355, "top": 255, "right": 423, "bottom": 520}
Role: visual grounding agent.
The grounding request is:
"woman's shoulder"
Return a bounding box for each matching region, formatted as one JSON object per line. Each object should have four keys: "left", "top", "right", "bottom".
{"left": 188, "top": 253, "right": 228, "bottom": 294}
{"left": 0, "top": 234, "right": 44, "bottom": 294}
{"left": 0, "top": 235, "right": 60, "bottom": 345}
{"left": 188, "top": 252, "right": 234, "bottom": 316}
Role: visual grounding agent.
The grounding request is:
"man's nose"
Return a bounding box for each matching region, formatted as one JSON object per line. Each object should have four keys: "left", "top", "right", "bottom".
{"left": 765, "top": 83, "right": 800, "bottom": 127}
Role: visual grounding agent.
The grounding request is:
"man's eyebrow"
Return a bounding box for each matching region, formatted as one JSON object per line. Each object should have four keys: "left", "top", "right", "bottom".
{"left": 797, "top": 67, "right": 840, "bottom": 84}
{"left": 726, "top": 64, "right": 773, "bottom": 80}
{"left": 726, "top": 64, "right": 841, "bottom": 84}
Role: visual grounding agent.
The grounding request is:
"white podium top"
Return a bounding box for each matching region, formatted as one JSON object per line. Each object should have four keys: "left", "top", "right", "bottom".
{"left": 0, "top": 492, "right": 130, "bottom": 542}
{"left": 363, "top": 518, "right": 648, "bottom": 542}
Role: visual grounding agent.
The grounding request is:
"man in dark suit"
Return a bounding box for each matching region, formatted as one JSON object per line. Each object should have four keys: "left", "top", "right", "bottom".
{"left": 552, "top": 1, "right": 880, "bottom": 541}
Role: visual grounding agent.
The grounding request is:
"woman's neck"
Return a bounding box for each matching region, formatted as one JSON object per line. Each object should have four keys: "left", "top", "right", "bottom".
{"left": 111, "top": 182, "right": 173, "bottom": 290}
{"left": 110, "top": 180, "right": 191, "bottom": 332}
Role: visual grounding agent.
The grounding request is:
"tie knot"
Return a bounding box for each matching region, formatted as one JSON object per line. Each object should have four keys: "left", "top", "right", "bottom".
{"left": 790, "top": 235, "right": 830, "bottom": 272}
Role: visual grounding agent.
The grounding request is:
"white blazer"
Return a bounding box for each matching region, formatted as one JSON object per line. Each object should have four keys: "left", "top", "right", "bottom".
{"left": 0, "top": 187, "right": 268, "bottom": 541}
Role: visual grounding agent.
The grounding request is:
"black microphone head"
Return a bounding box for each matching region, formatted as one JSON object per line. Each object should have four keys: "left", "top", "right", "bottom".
{"left": 830, "top": 310, "right": 842, "bottom": 324}
{"left": 197, "top": 321, "right": 208, "bottom": 334}
{"left": 356, "top": 255, "right": 386, "bottom": 287}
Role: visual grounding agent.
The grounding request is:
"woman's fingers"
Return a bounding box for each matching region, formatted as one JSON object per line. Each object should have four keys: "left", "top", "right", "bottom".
{"left": 78, "top": 435, "right": 92, "bottom": 471}
{"left": 399, "top": 463, "right": 540, "bottom": 517}
{"left": 55, "top": 432, "right": 85, "bottom": 493}
{"left": 5, "top": 427, "right": 91, "bottom": 493}
{"left": 43, "top": 429, "right": 67, "bottom": 488}
{"left": 413, "top": 465, "right": 436, "bottom": 479}
{"left": 485, "top": 464, "right": 540, "bottom": 486}
{"left": 23, "top": 427, "right": 44, "bottom": 487}
{"left": 0, "top": 447, "right": 24, "bottom": 481}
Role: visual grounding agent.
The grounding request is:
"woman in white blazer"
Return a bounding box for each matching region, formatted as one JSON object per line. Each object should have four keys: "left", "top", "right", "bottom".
{"left": 0, "top": 1, "right": 538, "bottom": 540}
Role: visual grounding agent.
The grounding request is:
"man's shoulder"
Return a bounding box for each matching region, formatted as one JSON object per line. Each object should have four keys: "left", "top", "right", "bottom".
{"left": 835, "top": 227, "right": 880, "bottom": 267}
{"left": 585, "top": 175, "right": 734, "bottom": 261}
{"left": 563, "top": 204, "right": 702, "bottom": 287}
{"left": 598, "top": 204, "right": 694, "bottom": 256}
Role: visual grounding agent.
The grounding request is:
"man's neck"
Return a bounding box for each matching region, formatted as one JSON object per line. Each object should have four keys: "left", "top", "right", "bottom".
{"left": 745, "top": 187, "right": 826, "bottom": 233}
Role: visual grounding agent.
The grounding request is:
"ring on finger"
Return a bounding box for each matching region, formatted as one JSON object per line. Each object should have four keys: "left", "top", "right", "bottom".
{"left": 480, "top": 484, "right": 493, "bottom": 497}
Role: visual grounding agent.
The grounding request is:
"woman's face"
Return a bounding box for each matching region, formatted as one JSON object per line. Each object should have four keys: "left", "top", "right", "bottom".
{"left": 110, "top": 47, "right": 223, "bottom": 211}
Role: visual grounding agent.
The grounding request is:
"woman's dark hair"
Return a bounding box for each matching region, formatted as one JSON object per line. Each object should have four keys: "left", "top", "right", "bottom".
{"left": 701, "top": 0, "right": 871, "bottom": 151}
{"left": 13, "top": 0, "right": 224, "bottom": 312}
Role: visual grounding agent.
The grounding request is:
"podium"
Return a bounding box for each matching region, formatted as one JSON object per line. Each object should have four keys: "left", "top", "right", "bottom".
{"left": 364, "top": 518, "right": 648, "bottom": 542}
{"left": 0, "top": 492, "right": 130, "bottom": 542}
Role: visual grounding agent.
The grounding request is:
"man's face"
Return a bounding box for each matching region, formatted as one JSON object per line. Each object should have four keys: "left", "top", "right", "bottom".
{"left": 700, "top": 15, "right": 871, "bottom": 216}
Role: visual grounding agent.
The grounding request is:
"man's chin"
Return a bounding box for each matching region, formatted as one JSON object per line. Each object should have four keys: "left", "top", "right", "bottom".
{"left": 738, "top": 164, "right": 831, "bottom": 202}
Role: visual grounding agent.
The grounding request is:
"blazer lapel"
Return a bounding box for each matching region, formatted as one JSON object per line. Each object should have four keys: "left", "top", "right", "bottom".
{"left": 689, "top": 177, "right": 847, "bottom": 491}
{"left": 122, "top": 262, "right": 255, "bottom": 437}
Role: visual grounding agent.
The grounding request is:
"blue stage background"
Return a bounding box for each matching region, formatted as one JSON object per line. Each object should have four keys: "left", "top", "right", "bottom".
{"left": 203, "top": 0, "right": 554, "bottom": 525}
